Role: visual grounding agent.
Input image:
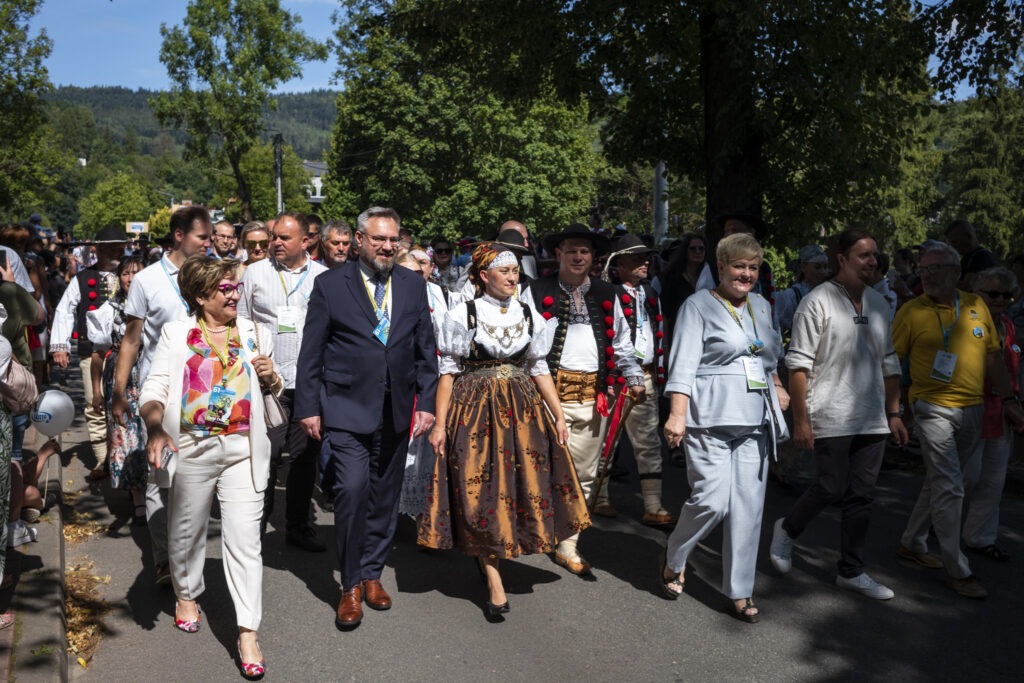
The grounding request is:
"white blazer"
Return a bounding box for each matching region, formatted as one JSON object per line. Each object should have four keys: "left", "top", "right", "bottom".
{"left": 139, "top": 316, "right": 278, "bottom": 492}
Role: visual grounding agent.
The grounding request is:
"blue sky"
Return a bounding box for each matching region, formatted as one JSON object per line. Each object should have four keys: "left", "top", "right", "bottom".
{"left": 30, "top": 0, "right": 339, "bottom": 92}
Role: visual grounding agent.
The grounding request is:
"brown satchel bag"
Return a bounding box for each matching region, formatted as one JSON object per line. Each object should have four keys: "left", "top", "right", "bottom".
{"left": 1, "top": 356, "right": 39, "bottom": 415}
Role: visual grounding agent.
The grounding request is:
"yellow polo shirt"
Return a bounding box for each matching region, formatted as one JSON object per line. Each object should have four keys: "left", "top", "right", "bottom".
{"left": 892, "top": 291, "right": 999, "bottom": 408}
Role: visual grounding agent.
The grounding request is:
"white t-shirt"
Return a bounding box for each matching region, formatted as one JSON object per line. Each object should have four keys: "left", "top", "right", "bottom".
{"left": 785, "top": 281, "right": 901, "bottom": 438}
{"left": 124, "top": 255, "right": 190, "bottom": 378}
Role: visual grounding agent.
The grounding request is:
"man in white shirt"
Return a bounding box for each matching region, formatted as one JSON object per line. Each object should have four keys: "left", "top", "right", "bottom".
{"left": 111, "top": 206, "right": 212, "bottom": 585}
{"left": 239, "top": 212, "right": 328, "bottom": 551}
{"left": 530, "top": 225, "right": 646, "bottom": 576}
{"left": 769, "top": 230, "right": 908, "bottom": 600}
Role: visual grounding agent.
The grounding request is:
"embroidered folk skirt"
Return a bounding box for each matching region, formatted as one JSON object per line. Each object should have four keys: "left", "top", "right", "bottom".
{"left": 418, "top": 365, "right": 591, "bottom": 558}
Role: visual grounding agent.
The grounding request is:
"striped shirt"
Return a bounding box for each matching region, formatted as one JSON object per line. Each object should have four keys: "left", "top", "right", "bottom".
{"left": 238, "top": 256, "right": 327, "bottom": 389}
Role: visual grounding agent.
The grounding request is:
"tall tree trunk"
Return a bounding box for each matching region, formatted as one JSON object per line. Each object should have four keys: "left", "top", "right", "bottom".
{"left": 229, "top": 150, "right": 253, "bottom": 222}
{"left": 700, "top": 4, "right": 763, "bottom": 244}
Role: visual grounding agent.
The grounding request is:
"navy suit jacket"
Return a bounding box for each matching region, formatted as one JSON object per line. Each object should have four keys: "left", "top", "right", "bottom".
{"left": 293, "top": 260, "right": 438, "bottom": 434}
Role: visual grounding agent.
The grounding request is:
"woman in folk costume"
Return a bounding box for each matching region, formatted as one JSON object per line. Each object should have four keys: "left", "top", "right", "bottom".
{"left": 420, "top": 243, "right": 590, "bottom": 621}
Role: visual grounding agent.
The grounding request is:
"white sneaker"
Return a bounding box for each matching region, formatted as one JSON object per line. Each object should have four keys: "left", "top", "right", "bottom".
{"left": 7, "top": 521, "right": 37, "bottom": 548}
{"left": 835, "top": 572, "right": 895, "bottom": 600}
{"left": 769, "top": 518, "right": 793, "bottom": 574}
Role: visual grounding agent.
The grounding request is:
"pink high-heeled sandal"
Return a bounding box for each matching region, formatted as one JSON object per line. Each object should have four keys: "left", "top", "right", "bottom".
{"left": 237, "top": 638, "right": 265, "bottom": 680}
{"left": 173, "top": 602, "right": 201, "bottom": 633}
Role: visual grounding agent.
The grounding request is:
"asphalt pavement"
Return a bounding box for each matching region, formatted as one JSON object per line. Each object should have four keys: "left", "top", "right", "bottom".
{"left": 21, "top": 362, "right": 1024, "bottom": 682}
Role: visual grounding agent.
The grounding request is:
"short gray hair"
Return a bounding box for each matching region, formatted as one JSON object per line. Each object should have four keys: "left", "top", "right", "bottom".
{"left": 975, "top": 266, "right": 1019, "bottom": 294}
{"left": 920, "top": 241, "right": 960, "bottom": 265}
{"left": 240, "top": 221, "right": 267, "bottom": 241}
{"left": 321, "top": 219, "right": 351, "bottom": 241}
{"left": 356, "top": 207, "right": 401, "bottom": 233}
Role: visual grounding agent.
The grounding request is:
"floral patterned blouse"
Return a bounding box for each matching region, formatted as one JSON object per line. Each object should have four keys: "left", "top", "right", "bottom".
{"left": 180, "top": 326, "right": 252, "bottom": 436}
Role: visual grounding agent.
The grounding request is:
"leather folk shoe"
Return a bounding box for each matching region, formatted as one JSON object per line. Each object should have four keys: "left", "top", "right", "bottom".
{"left": 553, "top": 551, "right": 592, "bottom": 576}
{"left": 642, "top": 510, "right": 678, "bottom": 528}
{"left": 335, "top": 586, "right": 363, "bottom": 630}
{"left": 362, "top": 579, "right": 392, "bottom": 611}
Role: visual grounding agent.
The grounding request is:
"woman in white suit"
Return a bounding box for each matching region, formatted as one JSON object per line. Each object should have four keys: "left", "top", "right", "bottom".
{"left": 140, "top": 255, "right": 280, "bottom": 680}
{"left": 660, "top": 233, "right": 790, "bottom": 623}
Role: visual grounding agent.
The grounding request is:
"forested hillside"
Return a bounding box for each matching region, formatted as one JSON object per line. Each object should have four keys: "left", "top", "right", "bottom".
{"left": 44, "top": 86, "right": 337, "bottom": 160}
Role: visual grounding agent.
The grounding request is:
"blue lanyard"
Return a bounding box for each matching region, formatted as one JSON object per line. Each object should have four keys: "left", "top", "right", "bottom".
{"left": 276, "top": 260, "right": 311, "bottom": 303}
{"left": 933, "top": 293, "right": 959, "bottom": 350}
{"left": 159, "top": 257, "right": 188, "bottom": 312}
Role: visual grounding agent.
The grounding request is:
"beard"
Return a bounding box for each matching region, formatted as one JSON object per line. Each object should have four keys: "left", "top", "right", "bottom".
{"left": 361, "top": 252, "right": 394, "bottom": 275}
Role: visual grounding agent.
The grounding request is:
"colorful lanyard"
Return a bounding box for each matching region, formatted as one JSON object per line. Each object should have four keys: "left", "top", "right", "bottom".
{"left": 159, "top": 257, "right": 188, "bottom": 312}
{"left": 932, "top": 293, "right": 959, "bottom": 350}
{"left": 713, "top": 290, "right": 764, "bottom": 356}
{"left": 276, "top": 261, "right": 311, "bottom": 303}
{"left": 198, "top": 319, "right": 234, "bottom": 387}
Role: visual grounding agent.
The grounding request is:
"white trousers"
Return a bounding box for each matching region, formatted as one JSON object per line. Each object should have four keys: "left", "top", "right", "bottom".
{"left": 665, "top": 425, "right": 769, "bottom": 599}
{"left": 962, "top": 425, "right": 1012, "bottom": 548}
{"left": 559, "top": 399, "right": 609, "bottom": 548}
{"left": 168, "top": 432, "right": 263, "bottom": 631}
{"left": 80, "top": 355, "right": 108, "bottom": 463}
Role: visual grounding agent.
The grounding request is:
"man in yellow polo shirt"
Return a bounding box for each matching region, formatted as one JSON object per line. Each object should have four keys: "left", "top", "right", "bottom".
{"left": 893, "top": 242, "right": 1024, "bottom": 599}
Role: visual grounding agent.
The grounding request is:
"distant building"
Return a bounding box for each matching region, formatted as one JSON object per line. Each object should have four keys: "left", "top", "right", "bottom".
{"left": 303, "top": 160, "right": 326, "bottom": 207}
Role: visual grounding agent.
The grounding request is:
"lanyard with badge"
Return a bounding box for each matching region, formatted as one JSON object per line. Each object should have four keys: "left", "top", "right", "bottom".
{"left": 159, "top": 258, "right": 189, "bottom": 313}
{"left": 275, "top": 263, "right": 310, "bottom": 333}
{"left": 630, "top": 285, "right": 649, "bottom": 361}
{"left": 365, "top": 275, "right": 391, "bottom": 344}
{"left": 713, "top": 290, "right": 768, "bottom": 390}
{"left": 199, "top": 319, "right": 236, "bottom": 426}
{"left": 930, "top": 294, "right": 959, "bottom": 382}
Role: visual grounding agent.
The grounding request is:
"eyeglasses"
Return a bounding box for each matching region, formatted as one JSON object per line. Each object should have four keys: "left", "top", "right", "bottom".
{"left": 245, "top": 239, "right": 269, "bottom": 250}
{"left": 980, "top": 289, "right": 1015, "bottom": 300}
{"left": 919, "top": 263, "right": 956, "bottom": 275}
{"left": 214, "top": 283, "right": 244, "bottom": 296}
{"left": 365, "top": 235, "right": 401, "bottom": 246}
{"left": 433, "top": 248, "right": 452, "bottom": 255}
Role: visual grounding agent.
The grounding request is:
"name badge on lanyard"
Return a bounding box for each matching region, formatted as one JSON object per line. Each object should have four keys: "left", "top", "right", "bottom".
{"left": 930, "top": 350, "right": 957, "bottom": 383}
{"left": 277, "top": 305, "right": 299, "bottom": 334}
{"left": 742, "top": 356, "right": 768, "bottom": 390}
{"left": 206, "top": 384, "right": 236, "bottom": 426}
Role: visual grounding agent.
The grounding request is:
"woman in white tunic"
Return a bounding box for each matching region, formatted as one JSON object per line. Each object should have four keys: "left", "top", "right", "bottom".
{"left": 661, "top": 233, "right": 790, "bottom": 622}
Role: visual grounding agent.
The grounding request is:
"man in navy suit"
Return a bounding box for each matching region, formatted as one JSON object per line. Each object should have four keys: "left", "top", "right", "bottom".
{"left": 294, "top": 206, "right": 438, "bottom": 630}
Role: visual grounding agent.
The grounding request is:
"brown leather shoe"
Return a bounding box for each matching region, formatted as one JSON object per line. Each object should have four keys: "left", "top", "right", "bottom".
{"left": 553, "top": 551, "right": 592, "bottom": 576}
{"left": 642, "top": 510, "right": 678, "bottom": 528}
{"left": 335, "top": 586, "right": 363, "bottom": 630}
{"left": 592, "top": 503, "right": 618, "bottom": 518}
{"left": 362, "top": 579, "right": 392, "bottom": 611}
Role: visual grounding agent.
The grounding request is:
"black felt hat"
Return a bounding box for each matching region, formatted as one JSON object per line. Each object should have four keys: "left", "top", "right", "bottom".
{"left": 542, "top": 223, "right": 611, "bottom": 256}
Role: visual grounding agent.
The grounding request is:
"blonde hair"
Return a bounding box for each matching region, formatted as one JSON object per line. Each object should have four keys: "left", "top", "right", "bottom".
{"left": 717, "top": 232, "right": 763, "bottom": 265}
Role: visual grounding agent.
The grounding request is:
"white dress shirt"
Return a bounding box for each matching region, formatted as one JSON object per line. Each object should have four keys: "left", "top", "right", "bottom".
{"left": 124, "top": 255, "right": 190, "bottom": 379}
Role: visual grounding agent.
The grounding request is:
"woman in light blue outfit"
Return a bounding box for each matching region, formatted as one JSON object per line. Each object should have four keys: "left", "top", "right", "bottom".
{"left": 660, "top": 233, "right": 789, "bottom": 622}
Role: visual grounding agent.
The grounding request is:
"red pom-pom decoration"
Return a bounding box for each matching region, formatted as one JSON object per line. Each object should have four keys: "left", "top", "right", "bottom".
{"left": 87, "top": 291, "right": 98, "bottom": 300}
{"left": 649, "top": 296, "right": 658, "bottom": 305}
{"left": 543, "top": 296, "right": 555, "bottom": 307}
{"left": 605, "top": 377, "right": 616, "bottom": 386}
{"left": 602, "top": 300, "right": 613, "bottom": 311}
{"left": 71, "top": 331, "right": 79, "bottom": 339}
{"left": 657, "top": 377, "right": 665, "bottom": 385}
{"left": 621, "top": 294, "right": 631, "bottom": 304}
{"left": 656, "top": 331, "right": 664, "bottom": 339}
{"left": 617, "top": 376, "right": 626, "bottom": 385}
{"left": 87, "top": 278, "right": 97, "bottom": 287}
{"left": 605, "top": 360, "right": 616, "bottom": 370}
{"left": 542, "top": 311, "right": 553, "bottom": 320}
{"left": 656, "top": 348, "right": 664, "bottom": 355}
{"left": 87, "top": 305, "right": 96, "bottom": 311}
{"left": 655, "top": 314, "right": 663, "bottom": 322}
{"left": 605, "top": 329, "right": 615, "bottom": 339}
{"left": 623, "top": 308, "right": 633, "bottom": 317}
{"left": 605, "top": 346, "right": 615, "bottom": 356}
{"left": 604, "top": 316, "right": 614, "bottom": 327}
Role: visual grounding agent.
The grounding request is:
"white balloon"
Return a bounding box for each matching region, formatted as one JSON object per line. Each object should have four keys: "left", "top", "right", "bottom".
{"left": 30, "top": 390, "right": 76, "bottom": 437}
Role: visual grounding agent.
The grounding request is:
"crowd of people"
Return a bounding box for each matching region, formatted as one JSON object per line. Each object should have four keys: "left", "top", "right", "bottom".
{"left": 0, "top": 207, "right": 1021, "bottom": 677}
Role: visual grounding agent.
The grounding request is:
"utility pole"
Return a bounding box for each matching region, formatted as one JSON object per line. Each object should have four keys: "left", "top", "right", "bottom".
{"left": 653, "top": 161, "right": 668, "bottom": 244}
{"left": 274, "top": 133, "right": 284, "bottom": 214}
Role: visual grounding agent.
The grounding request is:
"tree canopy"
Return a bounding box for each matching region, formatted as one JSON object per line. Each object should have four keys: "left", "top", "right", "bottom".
{"left": 214, "top": 142, "right": 311, "bottom": 222}
{"left": 151, "top": 0, "right": 327, "bottom": 220}
{"left": 323, "top": 8, "right": 604, "bottom": 237}
{"left": 76, "top": 171, "right": 162, "bottom": 238}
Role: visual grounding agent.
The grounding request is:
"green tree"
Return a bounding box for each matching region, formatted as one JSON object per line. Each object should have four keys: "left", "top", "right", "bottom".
{"left": 0, "top": 0, "right": 69, "bottom": 216}
{"left": 213, "top": 143, "right": 311, "bottom": 222}
{"left": 151, "top": 0, "right": 327, "bottom": 221}
{"left": 76, "top": 171, "right": 161, "bottom": 238}
{"left": 147, "top": 205, "right": 172, "bottom": 238}
{"left": 324, "top": 13, "right": 603, "bottom": 237}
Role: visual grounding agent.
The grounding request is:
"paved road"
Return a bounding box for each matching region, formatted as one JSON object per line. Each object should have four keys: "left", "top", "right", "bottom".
{"left": 63, "top": 420, "right": 1021, "bottom": 681}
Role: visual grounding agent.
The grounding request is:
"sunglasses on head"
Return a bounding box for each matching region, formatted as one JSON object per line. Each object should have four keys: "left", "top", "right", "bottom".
{"left": 245, "top": 239, "right": 269, "bottom": 250}
{"left": 980, "top": 289, "right": 1015, "bottom": 300}
{"left": 214, "top": 283, "right": 244, "bottom": 296}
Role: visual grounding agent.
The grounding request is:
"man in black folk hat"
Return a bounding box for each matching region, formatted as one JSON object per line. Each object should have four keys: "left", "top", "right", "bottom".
{"left": 50, "top": 226, "right": 127, "bottom": 478}
{"left": 531, "top": 223, "right": 646, "bottom": 576}
{"left": 595, "top": 234, "right": 677, "bottom": 527}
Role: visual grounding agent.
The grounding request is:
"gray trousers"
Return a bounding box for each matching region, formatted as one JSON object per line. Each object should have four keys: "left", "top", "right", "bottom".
{"left": 665, "top": 424, "right": 768, "bottom": 599}
{"left": 900, "top": 400, "right": 982, "bottom": 579}
{"left": 962, "top": 424, "right": 1012, "bottom": 548}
